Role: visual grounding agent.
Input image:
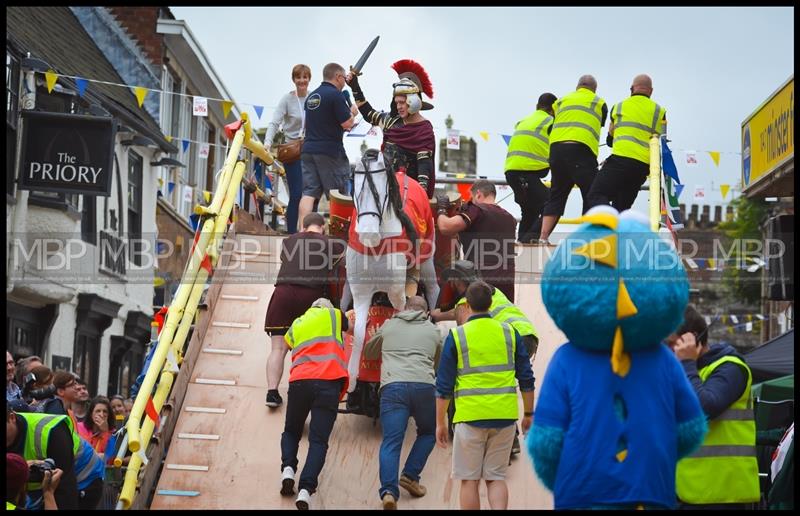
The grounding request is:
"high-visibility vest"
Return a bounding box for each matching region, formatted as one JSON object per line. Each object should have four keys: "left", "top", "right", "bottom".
{"left": 74, "top": 435, "right": 105, "bottom": 490}
{"left": 676, "top": 355, "right": 760, "bottom": 504}
{"left": 457, "top": 287, "right": 537, "bottom": 338}
{"left": 285, "top": 306, "right": 348, "bottom": 383}
{"left": 610, "top": 95, "right": 666, "bottom": 164}
{"left": 451, "top": 317, "right": 518, "bottom": 423}
{"left": 550, "top": 87, "right": 606, "bottom": 156}
{"left": 504, "top": 109, "right": 553, "bottom": 172}
{"left": 18, "top": 413, "right": 80, "bottom": 493}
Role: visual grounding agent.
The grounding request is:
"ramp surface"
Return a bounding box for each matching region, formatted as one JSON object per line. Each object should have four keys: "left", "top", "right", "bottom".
{"left": 151, "top": 236, "right": 564, "bottom": 509}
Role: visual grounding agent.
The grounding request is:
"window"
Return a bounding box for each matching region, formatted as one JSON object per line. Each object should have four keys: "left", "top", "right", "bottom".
{"left": 108, "top": 337, "right": 144, "bottom": 398}
{"left": 7, "top": 52, "right": 20, "bottom": 196}
{"left": 81, "top": 195, "right": 97, "bottom": 245}
{"left": 160, "top": 66, "right": 175, "bottom": 135}
{"left": 6, "top": 302, "right": 57, "bottom": 360}
{"left": 73, "top": 331, "right": 100, "bottom": 396}
{"left": 195, "top": 117, "right": 209, "bottom": 193}
{"left": 128, "top": 151, "right": 143, "bottom": 265}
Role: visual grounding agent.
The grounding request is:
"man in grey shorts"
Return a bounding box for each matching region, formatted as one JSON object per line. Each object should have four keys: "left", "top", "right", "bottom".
{"left": 297, "top": 62, "right": 358, "bottom": 231}
{"left": 434, "top": 281, "right": 535, "bottom": 509}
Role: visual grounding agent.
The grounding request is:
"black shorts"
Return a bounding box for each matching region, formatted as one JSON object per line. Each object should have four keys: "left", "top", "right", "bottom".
{"left": 264, "top": 284, "right": 325, "bottom": 336}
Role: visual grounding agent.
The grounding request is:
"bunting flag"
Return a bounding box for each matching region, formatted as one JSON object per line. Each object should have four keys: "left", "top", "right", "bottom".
{"left": 708, "top": 151, "right": 721, "bottom": 167}
{"left": 168, "top": 182, "right": 175, "bottom": 195}
{"left": 222, "top": 100, "right": 233, "bottom": 119}
{"left": 693, "top": 186, "right": 706, "bottom": 200}
{"left": 720, "top": 184, "right": 731, "bottom": 200}
{"left": 447, "top": 129, "right": 460, "bottom": 150}
{"left": 502, "top": 134, "right": 512, "bottom": 146}
{"left": 134, "top": 86, "right": 149, "bottom": 107}
{"left": 730, "top": 315, "right": 739, "bottom": 324}
{"left": 44, "top": 70, "right": 58, "bottom": 93}
{"left": 661, "top": 139, "right": 681, "bottom": 183}
{"left": 479, "top": 131, "right": 489, "bottom": 142}
{"left": 685, "top": 151, "right": 698, "bottom": 167}
{"left": 75, "top": 77, "right": 88, "bottom": 98}
{"left": 182, "top": 139, "right": 190, "bottom": 153}
{"left": 661, "top": 139, "right": 683, "bottom": 230}
{"left": 104, "top": 431, "right": 119, "bottom": 465}
{"left": 203, "top": 190, "right": 211, "bottom": 203}
{"left": 165, "top": 135, "right": 172, "bottom": 143}
{"left": 157, "top": 178, "right": 164, "bottom": 187}
{"left": 189, "top": 213, "right": 200, "bottom": 231}
{"left": 745, "top": 321, "right": 753, "bottom": 332}
{"left": 254, "top": 105, "right": 264, "bottom": 120}
{"left": 145, "top": 395, "right": 160, "bottom": 430}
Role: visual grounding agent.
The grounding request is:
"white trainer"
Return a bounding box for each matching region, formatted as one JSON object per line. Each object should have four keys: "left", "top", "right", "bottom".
{"left": 295, "top": 488, "right": 311, "bottom": 510}
{"left": 280, "top": 466, "right": 295, "bottom": 496}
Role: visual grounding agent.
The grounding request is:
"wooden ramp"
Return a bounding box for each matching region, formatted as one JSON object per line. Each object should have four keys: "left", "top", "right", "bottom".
{"left": 151, "top": 236, "right": 564, "bottom": 509}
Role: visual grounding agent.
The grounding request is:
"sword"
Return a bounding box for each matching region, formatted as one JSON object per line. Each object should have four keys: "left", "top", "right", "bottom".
{"left": 350, "top": 36, "right": 380, "bottom": 76}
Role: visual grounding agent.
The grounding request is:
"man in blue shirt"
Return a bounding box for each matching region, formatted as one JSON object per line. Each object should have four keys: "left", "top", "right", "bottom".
{"left": 297, "top": 62, "right": 357, "bottom": 229}
{"left": 435, "top": 281, "right": 535, "bottom": 510}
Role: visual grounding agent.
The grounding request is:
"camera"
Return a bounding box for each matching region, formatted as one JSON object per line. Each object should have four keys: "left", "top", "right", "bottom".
{"left": 28, "top": 458, "right": 56, "bottom": 483}
{"left": 21, "top": 373, "right": 56, "bottom": 401}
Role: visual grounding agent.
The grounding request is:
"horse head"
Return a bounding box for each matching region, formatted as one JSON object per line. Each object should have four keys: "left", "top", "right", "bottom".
{"left": 352, "top": 149, "right": 402, "bottom": 247}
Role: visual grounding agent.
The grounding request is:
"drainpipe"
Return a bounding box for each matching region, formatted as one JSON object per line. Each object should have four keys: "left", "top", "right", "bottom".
{"left": 7, "top": 62, "right": 36, "bottom": 294}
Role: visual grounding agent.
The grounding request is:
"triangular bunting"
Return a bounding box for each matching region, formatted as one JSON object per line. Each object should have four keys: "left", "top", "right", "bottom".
{"left": 708, "top": 151, "right": 721, "bottom": 167}
{"left": 617, "top": 278, "right": 638, "bottom": 319}
{"left": 675, "top": 184, "right": 685, "bottom": 198}
{"left": 479, "top": 131, "right": 489, "bottom": 142}
{"left": 720, "top": 184, "right": 730, "bottom": 200}
{"left": 45, "top": 70, "right": 58, "bottom": 93}
{"left": 165, "top": 135, "right": 172, "bottom": 143}
{"left": 222, "top": 100, "right": 233, "bottom": 119}
{"left": 254, "top": 105, "right": 264, "bottom": 119}
{"left": 75, "top": 77, "right": 88, "bottom": 98}
{"left": 661, "top": 139, "right": 681, "bottom": 183}
{"left": 203, "top": 190, "right": 211, "bottom": 203}
{"left": 182, "top": 139, "right": 190, "bottom": 153}
{"left": 502, "top": 134, "right": 512, "bottom": 146}
{"left": 572, "top": 234, "right": 617, "bottom": 268}
{"left": 134, "top": 86, "right": 149, "bottom": 108}
{"left": 168, "top": 182, "right": 175, "bottom": 195}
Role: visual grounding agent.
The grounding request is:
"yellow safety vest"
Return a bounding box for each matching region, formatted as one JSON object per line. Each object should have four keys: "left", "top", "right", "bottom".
{"left": 550, "top": 87, "right": 606, "bottom": 156}
{"left": 451, "top": 317, "right": 518, "bottom": 423}
{"left": 676, "top": 355, "right": 760, "bottom": 504}
{"left": 19, "top": 412, "right": 80, "bottom": 493}
{"left": 457, "top": 287, "right": 537, "bottom": 338}
{"left": 611, "top": 95, "right": 666, "bottom": 164}
{"left": 504, "top": 109, "right": 553, "bottom": 172}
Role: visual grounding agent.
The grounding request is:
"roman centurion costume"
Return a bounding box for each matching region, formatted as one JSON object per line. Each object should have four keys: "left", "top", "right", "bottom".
{"left": 347, "top": 59, "right": 437, "bottom": 198}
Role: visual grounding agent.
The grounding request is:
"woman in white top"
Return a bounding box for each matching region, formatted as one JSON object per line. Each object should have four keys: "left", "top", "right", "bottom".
{"left": 265, "top": 64, "right": 311, "bottom": 234}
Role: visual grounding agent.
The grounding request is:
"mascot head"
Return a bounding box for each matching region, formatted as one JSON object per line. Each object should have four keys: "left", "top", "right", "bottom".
{"left": 541, "top": 206, "right": 689, "bottom": 376}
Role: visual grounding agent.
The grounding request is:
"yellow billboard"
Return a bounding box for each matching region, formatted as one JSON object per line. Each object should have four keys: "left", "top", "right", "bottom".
{"left": 741, "top": 76, "right": 794, "bottom": 192}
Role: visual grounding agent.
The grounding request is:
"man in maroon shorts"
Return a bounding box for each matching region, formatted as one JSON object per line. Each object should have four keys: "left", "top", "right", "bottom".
{"left": 264, "top": 212, "right": 346, "bottom": 408}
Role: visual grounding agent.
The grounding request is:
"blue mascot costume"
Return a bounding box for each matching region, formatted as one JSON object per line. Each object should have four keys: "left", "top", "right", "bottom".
{"left": 527, "top": 206, "right": 708, "bottom": 509}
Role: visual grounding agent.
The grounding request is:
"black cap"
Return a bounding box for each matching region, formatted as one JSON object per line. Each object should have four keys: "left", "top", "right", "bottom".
{"left": 442, "top": 260, "right": 480, "bottom": 283}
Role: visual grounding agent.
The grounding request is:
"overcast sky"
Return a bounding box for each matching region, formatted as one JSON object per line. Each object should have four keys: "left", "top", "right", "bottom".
{"left": 171, "top": 6, "right": 793, "bottom": 220}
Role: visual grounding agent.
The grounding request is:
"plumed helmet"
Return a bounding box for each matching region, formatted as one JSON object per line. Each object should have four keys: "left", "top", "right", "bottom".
{"left": 541, "top": 206, "right": 689, "bottom": 376}
{"left": 391, "top": 59, "right": 434, "bottom": 112}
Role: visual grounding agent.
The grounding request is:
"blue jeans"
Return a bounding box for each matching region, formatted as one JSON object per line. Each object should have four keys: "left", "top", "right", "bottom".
{"left": 281, "top": 378, "right": 343, "bottom": 493}
{"left": 284, "top": 159, "right": 303, "bottom": 234}
{"left": 378, "top": 382, "right": 436, "bottom": 500}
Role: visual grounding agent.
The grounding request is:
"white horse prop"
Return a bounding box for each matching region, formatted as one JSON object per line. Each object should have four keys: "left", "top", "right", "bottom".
{"left": 342, "top": 149, "right": 439, "bottom": 391}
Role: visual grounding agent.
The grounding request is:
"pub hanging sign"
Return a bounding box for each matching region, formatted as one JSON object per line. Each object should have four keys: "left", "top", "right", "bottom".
{"left": 18, "top": 111, "right": 116, "bottom": 196}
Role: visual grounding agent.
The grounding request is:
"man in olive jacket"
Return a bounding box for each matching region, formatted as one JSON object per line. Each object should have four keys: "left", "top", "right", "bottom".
{"left": 364, "top": 296, "right": 442, "bottom": 509}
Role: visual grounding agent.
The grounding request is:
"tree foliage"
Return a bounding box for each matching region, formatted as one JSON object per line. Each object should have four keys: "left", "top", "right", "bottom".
{"left": 717, "top": 197, "right": 768, "bottom": 304}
